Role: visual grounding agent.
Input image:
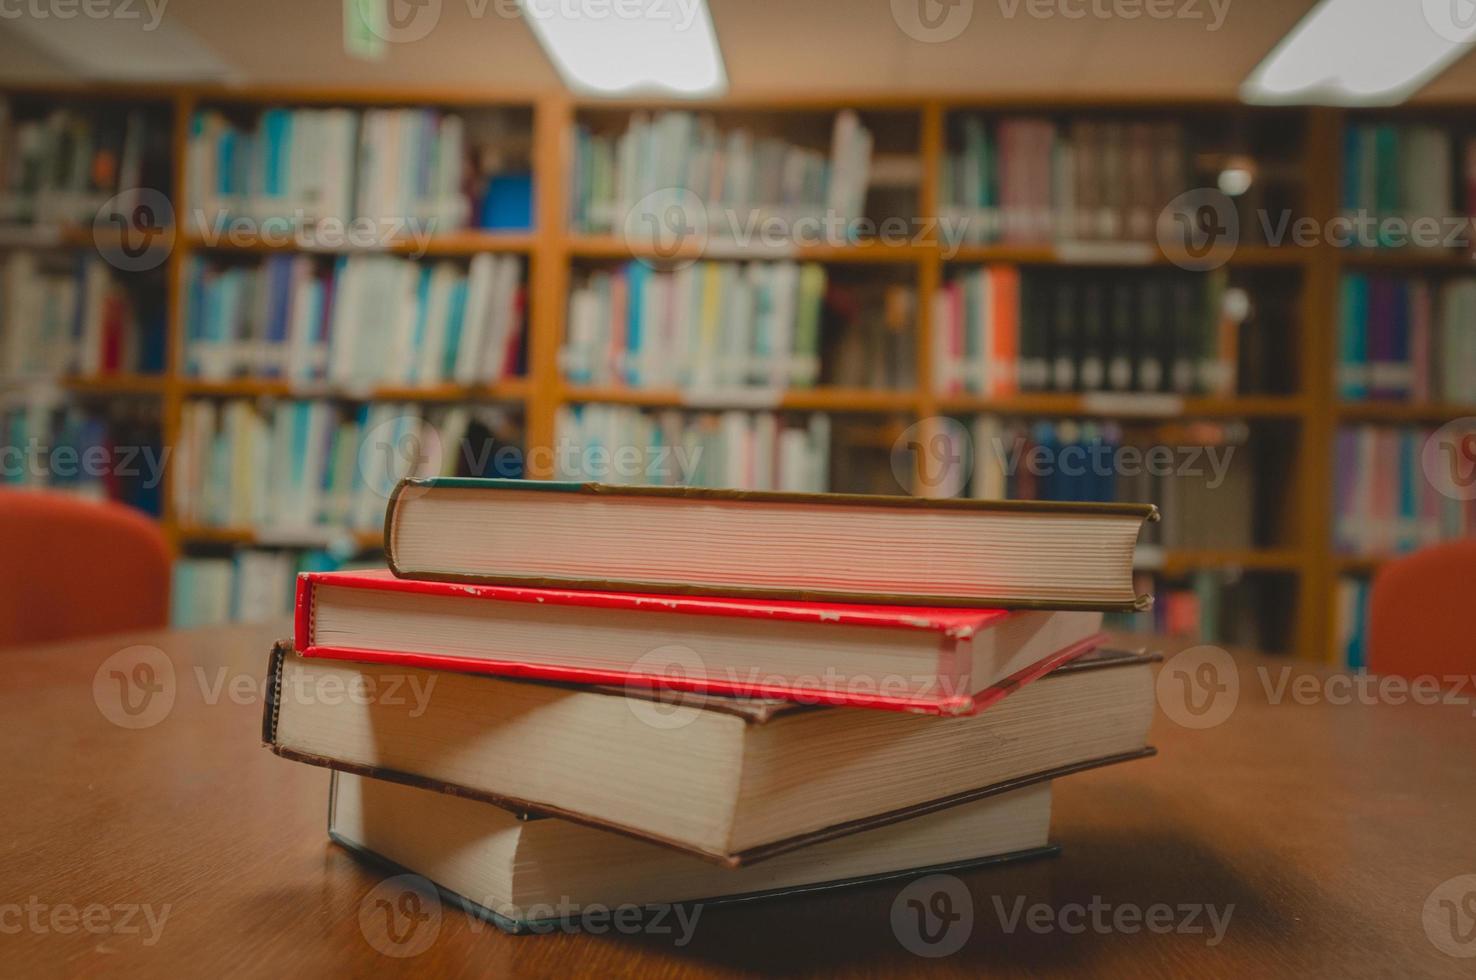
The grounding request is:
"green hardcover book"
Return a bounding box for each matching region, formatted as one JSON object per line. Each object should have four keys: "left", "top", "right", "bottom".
{"left": 380, "top": 477, "right": 1157, "bottom": 610}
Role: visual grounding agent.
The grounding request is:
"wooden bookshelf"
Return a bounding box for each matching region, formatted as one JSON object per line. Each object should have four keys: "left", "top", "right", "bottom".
{"left": 2, "top": 84, "right": 1406, "bottom": 660}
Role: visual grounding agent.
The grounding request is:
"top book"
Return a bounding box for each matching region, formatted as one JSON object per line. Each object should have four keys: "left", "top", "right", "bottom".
{"left": 384, "top": 478, "right": 1157, "bottom": 610}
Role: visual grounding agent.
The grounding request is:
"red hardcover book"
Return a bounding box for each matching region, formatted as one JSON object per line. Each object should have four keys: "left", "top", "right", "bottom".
{"left": 295, "top": 569, "right": 1105, "bottom": 716}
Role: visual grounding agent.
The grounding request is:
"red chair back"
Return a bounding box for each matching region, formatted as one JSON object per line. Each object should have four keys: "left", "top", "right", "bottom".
{"left": 1367, "top": 540, "right": 1476, "bottom": 680}
{"left": 0, "top": 490, "right": 170, "bottom": 648}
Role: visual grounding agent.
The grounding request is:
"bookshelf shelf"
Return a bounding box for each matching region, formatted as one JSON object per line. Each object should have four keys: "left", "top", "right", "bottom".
{"left": 936, "top": 393, "right": 1307, "bottom": 419}
{"left": 183, "top": 231, "right": 537, "bottom": 257}
{"left": 171, "top": 524, "right": 383, "bottom": 550}
{"left": 179, "top": 378, "right": 531, "bottom": 402}
{"left": 1336, "top": 248, "right": 1476, "bottom": 269}
{"left": 559, "top": 385, "right": 917, "bottom": 413}
{"left": 1334, "top": 555, "right": 1391, "bottom": 574}
{"left": 565, "top": 235, "right": 933, "bottom": 264}
{"left": 0, "top": 224, "right": 175, "bottom": 252}
{"left": 1143, "top": 548, "right": 1306, "bottom": 574}
{"left": 1334, "top": 401, "right": 1476, "bottom": 422}
{"left": 62, "top": 375, "right": 169, "bottom": 396}
{"left": 945, "top": 243, "right": 1309, "bottom": 267}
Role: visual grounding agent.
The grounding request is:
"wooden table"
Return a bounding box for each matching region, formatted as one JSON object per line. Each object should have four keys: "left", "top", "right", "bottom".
{"left": 4, "top": 624, "right": 1474, "bottom": 977}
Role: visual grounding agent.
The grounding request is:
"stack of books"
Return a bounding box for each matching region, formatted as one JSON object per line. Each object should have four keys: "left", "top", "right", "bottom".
{"left": 264, "top": 479, "right": 1159, "bottom": 933}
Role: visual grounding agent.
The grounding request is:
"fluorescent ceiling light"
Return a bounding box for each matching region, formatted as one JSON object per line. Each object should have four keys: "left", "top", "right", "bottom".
{"left": 518, "top": 0, "right": 727, "bottom": 97}
{"left": 1242, "top": 0, "right": 1476, "bottom": 106}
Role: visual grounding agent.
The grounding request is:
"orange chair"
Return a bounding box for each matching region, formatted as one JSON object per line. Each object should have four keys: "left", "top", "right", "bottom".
{"left": 1366, "top": 540, "right": 1476, "bottom": 680}
{"left": 0, "top": 490, "right": 171, "bottom": 649}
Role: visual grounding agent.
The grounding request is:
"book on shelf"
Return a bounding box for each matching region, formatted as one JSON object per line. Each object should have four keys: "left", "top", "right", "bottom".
{"left": 329, "top": 769, "right": 1057, "bottom": 933}
{"left": 186, "top": 252, "right": 524, "bottom": 386}
{"left": 966, "top": 417, "right": 1255, "bottom": 550}
{"left": 173, "top": 399, "right": 523, "bottom": 533}
{"left": 0, "top": 100, "right": 171, "bottom": 227}
{"left": 0, "top": 252, "right": 167, "bottom": 379}
{"left": 295, "top": 568, "right": 1105, "bottom": 714}
{"left": 1341, "top": 123, "right": 1456, "bottom": 244}
{"left": 569, "top": 109, "right": 873, "bottom": 236}
{"left": 564, "top": 261, "right": 828, "bottom": 389}
{"left": 1107, "top": 569, "right": 1284, "bottom": 651}
{"left": 265, "top": 641, "right": 1156, "bottom": 865}
{"left": 186, "top": 106, "right": 532, "bottom": 234}
{"left": 939, "top": 116, "right": 1186, "bottom": 244}
{"left": 1334, "top": 423, "right": 1474, "bottom": 558}
{"left": 171, "top": 549, "right": 381, "bottom": 628}
{"left": 1334, "top": 575, "right": 1372, "bottom": 672}
{"left": 554, "top": 404, "right": 832, "bottom": 493}
{"left": 1338, "top": 273, "right": 1476, "bottom": 404}
{"left": 563, "top": 261, "right": 914, "bottom": 393}
{"left": 380, "top": 477, "right": 1157, "bottom": 609}
{"left": 0, "top": 395, "right": 162, "bottom": 514}
{"left": 934, "top": 267, "right": 1238, "bottom": 397}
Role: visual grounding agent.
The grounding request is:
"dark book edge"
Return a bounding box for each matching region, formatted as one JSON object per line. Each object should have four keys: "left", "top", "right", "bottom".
{"left": 326, "top": 818, "right": 1062, "bottom": 936}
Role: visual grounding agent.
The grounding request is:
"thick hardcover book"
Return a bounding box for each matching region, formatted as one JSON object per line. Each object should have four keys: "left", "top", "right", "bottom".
{"left": 295, "top": 568, "right": 1106, "bottom": 715}
{"left": 264, "top": 641, "right": 1158, "bottom": 865}
{"left": 328, "top": 770, "right": 1061, "bottom": 934}
{"left": 381, "top": 478, "right": 1158, "bottom": 611}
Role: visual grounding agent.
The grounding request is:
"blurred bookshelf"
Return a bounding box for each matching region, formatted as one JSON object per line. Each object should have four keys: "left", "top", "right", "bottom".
{"left": 2, "top": 84, "right": 1472, "bottom": 660}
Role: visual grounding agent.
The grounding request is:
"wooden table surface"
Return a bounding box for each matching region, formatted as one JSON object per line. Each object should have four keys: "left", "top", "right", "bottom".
{"left": 3, "top": 624, "right": 1474, "bottom": 978}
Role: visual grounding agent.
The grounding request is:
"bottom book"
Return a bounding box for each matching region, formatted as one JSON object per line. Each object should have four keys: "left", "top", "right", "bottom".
{"left": 330, "top": 770, "right": 1059, "bottom": 935}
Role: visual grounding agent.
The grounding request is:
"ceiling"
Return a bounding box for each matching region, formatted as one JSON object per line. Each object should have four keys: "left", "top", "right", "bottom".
{"left": 2, "top": 0, "right": 1475, "bottom": 100}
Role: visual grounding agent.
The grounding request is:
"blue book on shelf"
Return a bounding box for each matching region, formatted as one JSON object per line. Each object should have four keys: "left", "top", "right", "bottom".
{"left": 1397, "top": 430, "right": 1417, "bottom": 552}
{"left": 479, "top": 173, "right": 534, "bottom": 231}
{"left": 218, "top": 130, "right": 237, "bottom": 198}
{"left": 1391, "top": 280, "right": 1411, "bottom": 398}
{"left": 442, "top": 279, "right": 469, "bottom": 380}
{"left": 262, "top": 109, "right": 292, "bottom": 199}
{"left": 1347, "top": 581, "right": 1369, "bottom": 672}
{"left": 289, "top": 402, "right": 311, "bottom": 502}
{"left": 410, "top": 266, "right": 433, "bottom": 367}
{"left": 625, "top": 262, "right": 648, "bottom": 386}
{"left": 264, "top": 256, "right": 294, "bottom": 372}
{"left": 1339, "top": 274, "right": 1368, "bottom": 400}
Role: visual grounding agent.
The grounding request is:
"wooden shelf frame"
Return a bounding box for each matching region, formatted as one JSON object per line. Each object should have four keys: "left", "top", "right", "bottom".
{"left": 3, "top": 83, "right": 1383, "bottom": 659}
